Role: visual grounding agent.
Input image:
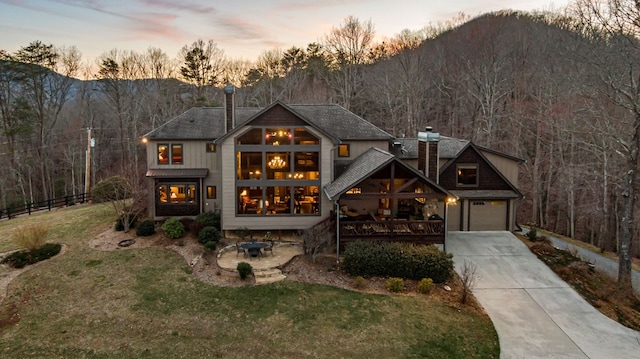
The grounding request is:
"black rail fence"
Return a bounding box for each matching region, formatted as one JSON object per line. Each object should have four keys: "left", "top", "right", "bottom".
{"left": 0, "top": 193, "right": 91, "bottom": 220}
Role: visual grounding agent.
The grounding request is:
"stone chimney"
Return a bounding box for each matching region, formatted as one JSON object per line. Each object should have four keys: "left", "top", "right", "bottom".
{"left": 418, "top": 126, "right": 440, "bottom": 183}
{"left": 224, "top": 83, "right": 235, "bottom": 133}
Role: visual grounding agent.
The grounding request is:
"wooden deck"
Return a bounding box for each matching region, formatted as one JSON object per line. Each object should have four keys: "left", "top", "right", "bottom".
{"left": 339, "top": 219, "right": 444, "bottom": 245}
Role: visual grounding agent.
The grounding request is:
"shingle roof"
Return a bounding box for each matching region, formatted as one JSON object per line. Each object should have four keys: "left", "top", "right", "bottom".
{"left": 388, "top": 136, "right": 470, "bottom": 159}
{"left": 143, "top": 103, "right": 393, "bottom": 141}
{"left": 324, "top": 147, "right": 394, "bottom": 201}
{"left": 439, "top": 136, "right": 469, "bottom": 158}
{"left": 288, "top": 105, "right": 393, "bottom": 140}
{"left": 324, "top": 147, "right": 451, "bottom": 201}
{"left": 143, "top": 108, "right": 260, "bottom": 140}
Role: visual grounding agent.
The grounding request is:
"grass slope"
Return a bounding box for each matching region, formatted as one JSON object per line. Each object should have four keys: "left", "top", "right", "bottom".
{"left": 0, "top": 204, "right": 498, "bottom": 358}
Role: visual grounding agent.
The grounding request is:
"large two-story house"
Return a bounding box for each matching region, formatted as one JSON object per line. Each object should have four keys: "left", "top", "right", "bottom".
{"left": 142, "top": 86, "right": 523, "bottom": 245}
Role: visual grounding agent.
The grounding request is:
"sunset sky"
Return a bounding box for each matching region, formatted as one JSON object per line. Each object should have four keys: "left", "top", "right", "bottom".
{"left": 1, "top": 0, "right": 571, "bottom": 64}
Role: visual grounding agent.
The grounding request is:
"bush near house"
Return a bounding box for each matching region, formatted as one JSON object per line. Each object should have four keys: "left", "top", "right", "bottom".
{"left": 192, "top": 211, "right": 221, "bottom": 237}
{"left": 386, "top": 277, "right": 405, "bottom": 293}
{"left": 343, "top": 241, "right": 453, "bottom": 283}
{"left": 237, "top": 262, "right": 253, "bottom": 280}
{"left": 198, "top": 226, "right": 221, "bottom": 246}
{"left": 417, "top": 278, "right": 434, "bottom": 294}
{"left": 136, "top": 220, "right": 156, "bottom": 236}
{"left": 162, "top": 218, "right": 185, "bottom": 239}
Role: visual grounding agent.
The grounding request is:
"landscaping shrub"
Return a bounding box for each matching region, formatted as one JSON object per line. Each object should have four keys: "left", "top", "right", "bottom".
{"left": 527, "top": 226, "right": 538, "bottom": 242}
{"left": 417, "top": 278, "right": 434, "bottom": 294}
{"left": 192, "top": 212, "right": 221, "bottom": 236}
{"left": 136, "top": 220, "right": 156, "bottom": 236}
{"left": 198, "top": 226, "right": 221, "bottom": 245}
{"left": 1, "top": 243, "right": 62, "bottom": 268}
{"left": 237, "top": 262, "right": 253, "bottom": 280}
{"left": 195, "top": 211, "right": 221, "bottom": 229}
{"left": 162, "top": 218, "right": 185, "bottom": 239}
{"left": 91, "top": 175, "right": 131, "bottom": 203}
{"left": 353, "top": 276, "right": 367, "bottom": 289}
{"left": 13, "top": 223, "right": 49, "bottom": 252}
{"left": 343, "top": 241, "right": 453, "bottom": 282}
{"left": 386, "top": 277, "right": 404, "bottom": 293}
{"left": 204, "top": 241, "right": 217, "bottom": 250}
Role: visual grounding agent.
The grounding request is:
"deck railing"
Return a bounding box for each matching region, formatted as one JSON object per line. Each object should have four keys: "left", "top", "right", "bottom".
{"left": 339, "top": 219, "right": 444, "bottom": 244}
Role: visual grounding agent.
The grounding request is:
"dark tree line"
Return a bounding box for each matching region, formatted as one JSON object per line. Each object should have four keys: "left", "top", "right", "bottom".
{"left": 2, "top": 3, "right": 640, "bottom": 292}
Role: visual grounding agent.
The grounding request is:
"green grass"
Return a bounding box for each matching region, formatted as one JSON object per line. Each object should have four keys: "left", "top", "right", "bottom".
{"left": 0, "top": 204, "right": 499, "bottom": 358}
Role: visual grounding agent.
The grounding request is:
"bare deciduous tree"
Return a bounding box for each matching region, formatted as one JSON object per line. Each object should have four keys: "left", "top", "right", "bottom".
{"left": 570, "top": 0, "right": 640, "bottom": 295}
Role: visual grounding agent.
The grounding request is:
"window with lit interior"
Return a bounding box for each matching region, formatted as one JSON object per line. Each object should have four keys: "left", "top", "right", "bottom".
{"left": 457, "top": 164, "right": 478, "bottom": 186}
{"left": 235, "top": 127, "right": 321, "bottom": 216}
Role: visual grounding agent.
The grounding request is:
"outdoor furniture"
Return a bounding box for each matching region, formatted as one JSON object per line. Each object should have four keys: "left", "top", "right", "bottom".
{"left": 263, "top": 240, "right": 274, "bottom": 256}
{"left": 236, "top": 242, "right": 246, "bottom": 257}
{"left": 241, "top": 241, "right": 268, "bottom": 259}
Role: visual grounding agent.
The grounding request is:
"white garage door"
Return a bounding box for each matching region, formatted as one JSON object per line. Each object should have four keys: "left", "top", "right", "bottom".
{"left": 469, "top": 200, "right": 507, "bottom": 231}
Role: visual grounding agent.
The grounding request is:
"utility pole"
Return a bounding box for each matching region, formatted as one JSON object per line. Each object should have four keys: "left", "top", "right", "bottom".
{"left": 85, "top": 128, "right": 92, "bottom": 197}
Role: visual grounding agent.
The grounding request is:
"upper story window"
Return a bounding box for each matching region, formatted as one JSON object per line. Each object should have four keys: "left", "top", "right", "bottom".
{"left": 158, "top": 144, "right": 183, "bottom": 165}
{"left": 294, "top": 128, "right": 320, "bottom": 145}
{"left": 237, "top": 128, "right": 262, "bottom": 144}
{"left": 266, "top": 128, "right": 291, "bottom": 145}
{"left": 457, "top": 164, "right": 478, "bottom": 186}
{"left": 338, "top": 144, "right": 350, "bottom": 157}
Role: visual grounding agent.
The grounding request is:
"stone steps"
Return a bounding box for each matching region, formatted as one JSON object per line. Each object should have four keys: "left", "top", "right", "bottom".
{"left": 254, "top": 268, "right": 287, "bottom": 285}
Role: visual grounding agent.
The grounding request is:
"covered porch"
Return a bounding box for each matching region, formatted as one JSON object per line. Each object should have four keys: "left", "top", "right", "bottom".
{"left": 324, "top": 147, "right": 455, "bottom": 249}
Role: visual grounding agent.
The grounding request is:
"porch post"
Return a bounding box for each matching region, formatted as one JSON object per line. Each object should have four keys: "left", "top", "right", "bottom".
{"left": 444, "top": 199, "right": 448, "bottom": 253}
{"left": 335, "top": 201, "right": 340, "bottom": 264}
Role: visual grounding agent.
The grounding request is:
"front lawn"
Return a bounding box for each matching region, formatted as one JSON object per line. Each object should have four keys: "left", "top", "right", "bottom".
{"left": 0, "top": 204, "right": 499, "bottom": 358}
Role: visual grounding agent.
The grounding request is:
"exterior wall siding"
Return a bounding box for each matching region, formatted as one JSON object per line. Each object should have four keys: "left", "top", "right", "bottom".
{"left": 481, "top": 151, "right": 520, "bottom": 187}
{"left": 146, "top": 139, "right": 222, "bottom": 218}
{"left": 439, "top": 147, "right": 514, "bottom": 191}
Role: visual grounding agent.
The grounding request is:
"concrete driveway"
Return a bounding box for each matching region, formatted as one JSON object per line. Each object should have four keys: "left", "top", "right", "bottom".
{"left": 447, "top": 231, "right": 640, "bottom": 359}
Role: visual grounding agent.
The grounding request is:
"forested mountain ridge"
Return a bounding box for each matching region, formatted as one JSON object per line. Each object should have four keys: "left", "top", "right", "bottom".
{"left": 1, "top": 9, "right": 638, "bottom": 263}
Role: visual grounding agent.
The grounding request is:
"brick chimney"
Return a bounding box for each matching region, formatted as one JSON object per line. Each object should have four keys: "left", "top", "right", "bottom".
{"left": 418, "top": 126, "right": 440, "bottom": 183}
{"left": 224, "top": 83, "right": 235, "bottom": 133}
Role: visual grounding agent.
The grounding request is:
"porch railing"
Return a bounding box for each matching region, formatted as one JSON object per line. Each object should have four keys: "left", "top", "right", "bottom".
{"left": 340, "top": 219, "right": 444, "bottom": 241}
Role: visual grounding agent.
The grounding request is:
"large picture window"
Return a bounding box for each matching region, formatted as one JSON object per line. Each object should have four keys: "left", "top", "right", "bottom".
{"left": 154, "top": 179, "right": 200, "bottom": 216}
{"left": 235, "top": 126, "right": 321, "bottom": 216}
{"left": 157, "top": 183, "right": 197, "bottom": 203}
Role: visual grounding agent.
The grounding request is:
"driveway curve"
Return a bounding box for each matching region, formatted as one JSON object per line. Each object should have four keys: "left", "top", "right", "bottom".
{"left": 448, "top": 231, "right": 640, "bottom": 359}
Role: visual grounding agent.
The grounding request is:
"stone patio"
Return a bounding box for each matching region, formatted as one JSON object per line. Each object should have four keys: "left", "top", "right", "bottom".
{"left": 217, "top": 242, "right": 304, "bottom": 284}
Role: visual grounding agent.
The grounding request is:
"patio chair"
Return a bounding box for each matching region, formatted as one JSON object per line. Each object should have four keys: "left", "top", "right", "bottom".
{"left": 263, "top": 240, "right": 274, "bottom": 256}
{"left": 236, "top": 242, "right": 246, "bottom": 257}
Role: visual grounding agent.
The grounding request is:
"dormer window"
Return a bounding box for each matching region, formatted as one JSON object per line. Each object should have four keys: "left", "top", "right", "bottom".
{"left": 457, "top": 164, "right": 478, "bottom": 187}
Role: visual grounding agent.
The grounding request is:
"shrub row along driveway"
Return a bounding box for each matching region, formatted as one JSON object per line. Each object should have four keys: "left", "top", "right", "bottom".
{"left": 448, "top": 231, "right": 640, "bottom": 359}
